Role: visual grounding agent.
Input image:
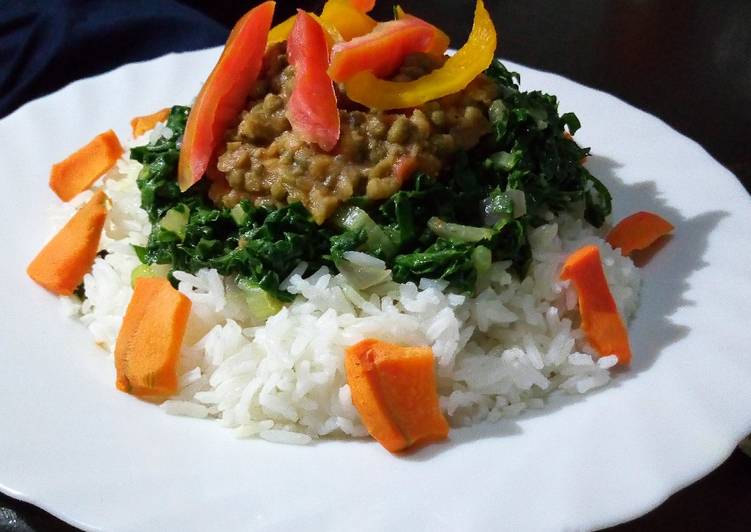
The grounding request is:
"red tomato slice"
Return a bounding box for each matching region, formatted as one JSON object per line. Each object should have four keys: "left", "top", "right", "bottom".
{"left": 287, "top": 10, "right": 341, "bottom": 152}
{"left": 395, "top": 9, "right": 451, "bottom": 57}
{"left": 177, "top": 1, "right": 275, "bottom": 192}
{"left": 349, "top": 0, "right": 376, "bottom": 12}
{"left": 328, "top": 18, "right": 448, "bottom": 83}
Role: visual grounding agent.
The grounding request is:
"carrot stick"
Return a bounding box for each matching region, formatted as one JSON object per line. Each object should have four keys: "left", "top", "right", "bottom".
{"left": 27, "top": 190, "right": 108, "bottom": 295}
{"left": 130, "top": 108, "right": 170, "bottom": 137}
{"left": 606, "top": 211, "right": 674, "bottom": 257}
{"left": 114, "top": 277, "right": 192, "bottom": 397}
{"left": 560, "top": 245, "right": 632, "bottom": 365}
{"left": 345, "top": 338, "right": 449, "bottom": 452}
{"left": 49, "top": 130, "right": 123, "bottom": 201}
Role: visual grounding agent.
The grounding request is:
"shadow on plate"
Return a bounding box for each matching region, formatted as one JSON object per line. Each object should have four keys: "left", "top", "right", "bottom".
{"left": 403, "top": 153, "right": 728, "bottom": 460}
{"left": 587, "top": 154, "right": 727, "bottom": 376}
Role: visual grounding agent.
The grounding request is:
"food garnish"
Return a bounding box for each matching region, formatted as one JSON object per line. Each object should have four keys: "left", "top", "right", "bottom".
{"left": 114, "top": 277, "right": 192, "bottom": 396}
{"left": 345, "top": 339, "right": 449, "bottom": 452}
{"left": 328, "top": 17, "right": 449, "bottom": 82}
{"left": 131, "top": 108, "right": 170, "bottom": 137}
{"left": 394, "top": 6, "right": 450, "bottom": 56}
{"left": 606, "top": 211, "right": 674, "bottom": 257}
{"left": 49, "top": 130, "right": 122, "bottom": 201}
{"left": 177, "top": 1, "right": 275, "bottom": 192}
{"left": 27, "top": 189, "right": 108, "bottom": 295}
{"left": 343, "top": 0, "right": 496, "bottom": 109}
{"left": 287, "top": 10, "right": 341, "bottom": 151}
{"left": 268, "top": 0, "right": 377, "bottom": 45}
{"left": 348, "top": 0, "right": 376, "bottom": 11}
{"left": 560, "top": 245, "right": 632, "bottom": 365}
{"left": 319, "top": 0, "right": 377, "bottom": 40}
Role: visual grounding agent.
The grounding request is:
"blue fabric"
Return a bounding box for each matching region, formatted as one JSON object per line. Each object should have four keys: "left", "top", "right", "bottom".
{"left": 0, "top": 0, "right": 228, "bottom": 118}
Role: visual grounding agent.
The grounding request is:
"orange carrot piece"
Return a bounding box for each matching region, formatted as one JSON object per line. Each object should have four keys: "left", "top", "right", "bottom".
{"left": 130, "top": 108, "right": 170, "bottom": 137}
{"left": 27, "top": 190, "right": 108, "bottom": 295}
{"left": 376, "top": 349, "right": 449, "bottom": 446}
{"left": 114, "top": 277, "right": 192, "bottom": 397}
{"left": 606, "top": 211, "right": 674, "bottom": 257}
{"left": 560, "top": 245, "right": 632, "bottom": 365}
{"left": 178, "top": 1, "right": 275, "bottom": 191}
{"left": 346, "top": 340, "right": 407, "bottom": 451}
{"left": 345, "top": 338, "right": 449, "bottom": 452}
{"left": 287, "top": 10, "right": 340, "bottom": 151}
{"left": 49, "top": 130, "right": 123, "bottom": 201}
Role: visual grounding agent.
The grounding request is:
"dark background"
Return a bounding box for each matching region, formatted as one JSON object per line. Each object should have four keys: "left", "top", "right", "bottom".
{"left": 1, "top": 0, "right": 749, "bottom": 530}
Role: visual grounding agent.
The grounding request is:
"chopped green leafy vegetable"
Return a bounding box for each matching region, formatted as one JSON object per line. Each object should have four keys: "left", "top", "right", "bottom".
{"left": 133, "top": 61, "right": 611, "bottom": 300}
{"left": 132, "top": 107, "right": 333, "bottom": 300}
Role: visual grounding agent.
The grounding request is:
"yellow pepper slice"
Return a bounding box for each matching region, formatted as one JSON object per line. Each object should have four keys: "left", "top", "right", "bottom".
{"left": 319, "top": 0, "right": 377, "bottom": 41}
{"left": 267, "top": 14, "right": 296, "bottom": 45}
{"left": 267, "top": 0, "right": 375, "bottom": 45}
{"left": 344, "top": 0, "right": 496, "bottom": 110}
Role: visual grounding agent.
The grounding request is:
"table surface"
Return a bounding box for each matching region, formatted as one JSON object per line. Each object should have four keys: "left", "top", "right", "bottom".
{"left": 1, "top": 0, "right": 749, "bottom": 530}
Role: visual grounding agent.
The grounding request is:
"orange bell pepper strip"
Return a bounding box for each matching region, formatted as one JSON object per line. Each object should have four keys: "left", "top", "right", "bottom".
{"left": 328, "top": 18, "right": 447, "bottom": 82}
{"left": 287, "top": 11, "right": 340, "bottom": 152}
{"left": 345, "top": 338, "right": 449, "bottom": 453}
{"left": 344, "top": 0, "right": 496, "bottom": 110}
{"left": 114, "top": 277, "right": 192, "bottom": 397}
{"left": 49, "top": 130, "right": 123, "bottom": 202}
{"left": 606, "top": 211, "right": 674, "bottom": 257}
{"left": 560, "top": 245, "right": 632, "bottom": 365}
{"left": 394, "top": 5, "right": 450, "bottom": 57}
{"left": 177, "top": 1, "right": 275, "bottom": 192}
{"left": 130, "top": 108, "right": 170, "bottom": 137}
{"left": 27, "top": 190, "right": 108, "bottom": 295}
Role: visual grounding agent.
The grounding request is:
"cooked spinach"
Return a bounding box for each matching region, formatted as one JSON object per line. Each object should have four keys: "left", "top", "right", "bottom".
{"left": 133, "top": 60, "right": 611, "bottom": 298}
{"left": 132, "top": 107, "right": 332, "bottom": 300}
{"left": 483, "top": 60, "right": 611, "bottom": 227}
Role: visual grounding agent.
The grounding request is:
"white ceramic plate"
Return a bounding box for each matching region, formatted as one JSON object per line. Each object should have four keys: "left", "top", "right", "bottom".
{"left": 1, "top": 47, "right": 750, "bottom": 532}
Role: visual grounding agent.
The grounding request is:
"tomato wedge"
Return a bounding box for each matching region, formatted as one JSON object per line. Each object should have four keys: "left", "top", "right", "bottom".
{"left": 328, "top": 18, "right": 447, "bottom": 82}
{"left": 287, "top": 11, "right": 340, "bottom": 152}
{"left": 394, "top": 5, "right": 450, "bottom": 56}
{"left": 177, "top": 1, "right": 275, "bottom": 192}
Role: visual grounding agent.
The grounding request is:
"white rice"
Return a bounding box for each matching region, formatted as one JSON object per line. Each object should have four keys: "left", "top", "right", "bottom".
{"left": 64, "top": 133, "right": 641, "bottom": 443}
